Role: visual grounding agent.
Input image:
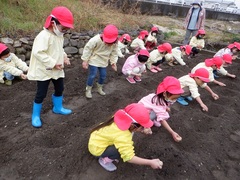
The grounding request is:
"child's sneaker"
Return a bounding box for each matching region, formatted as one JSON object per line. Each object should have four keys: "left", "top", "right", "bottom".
{"left": 134, "top": 76, "right": 141, "bottom": 82}
{"left": 150, "top": 67, "right": 158, "bottom": 73}
{"left": 154, "top": 66, "right": 163, "bottom": 71}
{"left": 98, "top": 157, "right": 117, "bottom": 172}
{"left": 167, "top": 62, "right": 174, "bottom": 67}
{"left": 177, "top": 97, "right": 188, "bottom": 106}
{"left": 126, "top": 77, "right": 136, "bottom": 84}
{"left": 5, "top": 80, "right": 12, "bottom": 86}
{"left": 153, "top": 120, "right": 161, "bottom": 127}
{"left": 185, "top": 96, "right": 193, "bottom": 101}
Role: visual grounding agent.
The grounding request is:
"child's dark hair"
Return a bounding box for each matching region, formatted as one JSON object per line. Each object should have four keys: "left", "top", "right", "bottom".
{"left": 90, "top": 115, "right": 141, "bottom": 133}
{"left": 90, "top": 117, "right": 114, "bottom": 133}
{"left": 151, "top": 91, "right": 172, "bottom": 106}
{"left": 0, "top": 48, "right": 10, "bottom": 58}
{"left": 138, "top": 55, "right": 149, "bottom": 63}
{"left": 51, "top": 17, "right": 60, "bottom": 25}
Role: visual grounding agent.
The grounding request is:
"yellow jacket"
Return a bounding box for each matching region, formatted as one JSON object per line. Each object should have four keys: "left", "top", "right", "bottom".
{"left": 189, "top": 36, "right": 205, "bottom": 49}
{"left": 0, "top": 53, "right": 28, "bottom": 82}
{"left": 146, "top": 49, "right": 165, "bottom": 69}
{"left": 81, "top": 34, "right": 118, "bottom": 67}
{"left": 88, "top": 122, "right": 135, "bottom": 162}
{"left": 27, "top": 28, "right": 66, "bottom": 81}
{"left": 165, "top": 47, "right": 186, "bottom": 66}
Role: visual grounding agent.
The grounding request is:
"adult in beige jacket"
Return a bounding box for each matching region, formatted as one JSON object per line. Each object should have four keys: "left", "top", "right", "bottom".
{"left": 81, "top": 24, "right": 118, "bottom": 99}
{"left": 27, "top": 6, "right": 74, "bottom": 128}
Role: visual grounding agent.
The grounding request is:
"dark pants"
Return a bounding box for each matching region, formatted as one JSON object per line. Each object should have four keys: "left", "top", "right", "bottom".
{"left": 100, "top": 145, "right": 121, "bottom": 160}
{"left": 191, "top": 47, "right": 200, "bottom": 56}
{"left": 34, "top": 78, "right": 64, "bottom": 104}
{"left": 152, "top": 57, "right": 166, "bottom": 66}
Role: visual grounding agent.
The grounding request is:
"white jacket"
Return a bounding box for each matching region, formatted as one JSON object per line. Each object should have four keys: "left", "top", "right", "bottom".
{"left": 27, "top": 28, "right": 66, "bottom": 81}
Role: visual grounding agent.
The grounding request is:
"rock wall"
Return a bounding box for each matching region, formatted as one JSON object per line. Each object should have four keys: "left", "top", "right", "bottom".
{"left": 0, "top": 29, "right": 165, "bottom": 63}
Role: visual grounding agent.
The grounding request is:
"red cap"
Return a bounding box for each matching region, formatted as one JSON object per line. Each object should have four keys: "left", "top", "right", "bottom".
{"left": 138, "top": 49, "right": 150, "bottom": 57}
{"left": 157, "top": 76, "right": 184, "bottom": 94}
{"left": 151, "top": 26, "right": 158, "bottom": 32}
{"left": 0, "top": 43, "right": 8, "bottom": 54}
{"left": 158, "top": 43, "right": 172, "bottom": 54}
{"left": 102, "top": 24, "right": 118, "bottom": 43}
{"left": 227, "top": 42, "right": 240, "bottom": 50}
{"left": 119, "top": 34, "right": 131, "bottom": 42}
{"left": 196, "top": 29, "right": 206, "bottom": 36}
{"left": 44, "top": 6, "right": 74, "bottom": 29}
{"left": 189, "top": 68, "right": 210, "bottom": 82}
{"left": 138, "top": 30, "right": 149, "bottom": 40}
{"left": 114, "top": 103, "right": 153, "bottom": 130}
{"left": 181, "top": 45, "right": 192, "bottom": 55}
{"left": 222, "top": 54, "right": 232, "bottom": 64}
{"left": 205, "top": 56, "right": 223, "bottom": 69}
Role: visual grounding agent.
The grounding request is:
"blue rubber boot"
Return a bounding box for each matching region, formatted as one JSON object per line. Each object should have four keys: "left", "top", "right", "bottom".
{"left": 177, "top": 97, "right": 188, "bottom": 106}
{"left": 185, "top": 96, "right": 193, "bottom": 101}
{"left": 31, "top": 102, "right": 42, "bottom": 128}
{"left": 52, "top": 94, "right": 72, "bottom": 115}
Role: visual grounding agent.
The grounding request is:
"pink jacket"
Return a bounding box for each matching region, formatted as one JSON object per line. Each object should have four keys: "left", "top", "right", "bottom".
{"left": 138, "top": 93, "right": 170, "bottom": 122}
{"left": 184, "top": 6, "right": 206, "bottom": 30}
{"left": 122, "top": 54, "right": 145, "bottom": 76}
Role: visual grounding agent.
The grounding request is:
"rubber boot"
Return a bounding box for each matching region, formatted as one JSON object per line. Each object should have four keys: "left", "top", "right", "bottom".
{"left": 97, "top": 83, "right": 106, "bottom": 96}
{"left": 85, "top": 86, "right": 92, "bottom": 98}
{"left": 177, "top": 97, "right": 188, "bottom": 106}
{"left": 52, "top": 94, "right": 72, "bottom": 115}
{"left": 31, "top": 102, "right": 42, "bottom": 128}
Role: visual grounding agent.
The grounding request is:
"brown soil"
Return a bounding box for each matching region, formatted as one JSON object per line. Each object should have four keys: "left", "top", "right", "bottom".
{"left": 0, "top": 49, "right": 240, "bottom": 180}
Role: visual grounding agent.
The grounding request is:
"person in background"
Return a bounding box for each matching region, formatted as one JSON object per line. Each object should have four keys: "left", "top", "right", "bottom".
{"left": 177, "top": 68, "right": 219, "bottom": 111}
{"left": 27, "top": 6, "right": 74, "bottom": 128}
{"left": 0, "top": 43, "right": 28, "bottom": 85}
{"left": 146, "top": 43, "right": 172, "bottom": 72}
{"left": 183, "top": 0, "right": 206, "bottom": 45}
{"left": 88, "top": 103, "right": 163, "bottom": 172}
{"left": 117, "top": 34, "right": 131, "bottom": 58}
{"left": 130, "top": 30, "right": 148, "bottom": 53}
{"left": 145, "top": 26, "right": 158, "bottom": 51}
{"left": 138, "top": 76, "right": 184, "bottom": 142}
{"left": 122, "top": 49, "right": 149, "bottom": 84}
{"left": 189, "top": 29, "right": 205, "bottom": 58}
{"left": 214, "top": 42, "right": 240, "bottom": 61}
{"left": 165, "top": 45, "right": 192, "bottom": 66}
{"left": 81, "top": 24, "right": 118, "bottom": 99}
{"left": 191, "top": 56, "right": 226, "bottom": 87}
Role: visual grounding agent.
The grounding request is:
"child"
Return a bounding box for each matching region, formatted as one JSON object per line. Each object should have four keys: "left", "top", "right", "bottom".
{"left": 81, "top": 24, "right": 118, "bottom": 99}
{"left": 191, "top": 56, "right": 226, "bottom": 86}
{"left": 145, "top": 26, "right": 158, "bottom": 51}
{"left": 189, "top": 29, "right": 205, "bottom": 58}
{"left": 122, "top": 49, "right": 149, "bottom": 84}
{"left": 138, "top": 76, "right": 184, "bottom": 142}
{"left": 146, "top": 43, "right": 172, "bottom": 72}
{"left": 177, "top": 68, "right": 219, "bottom": 111}
{"left": 214, "top": 42, "right": 240, "bottom": 60}
{"left": 165, "top": 45, "right": 192, "bottom": 66}
{"left": 130, "top": 30, "right": 148, "bottom": 53}
{"left": 88, "top": 103, "right": 163, "bottom": 172}
{"left": 27, "top": 6, "right": 74, "bottom": 128}
{"left": 117, "top": 34, "right": 131, "bottom": 58}
{"left": 0, "top": 43, "right": 28, "bottom": 85}
{"left": 215, "top": 54, "right": 236, "bottom": 78}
